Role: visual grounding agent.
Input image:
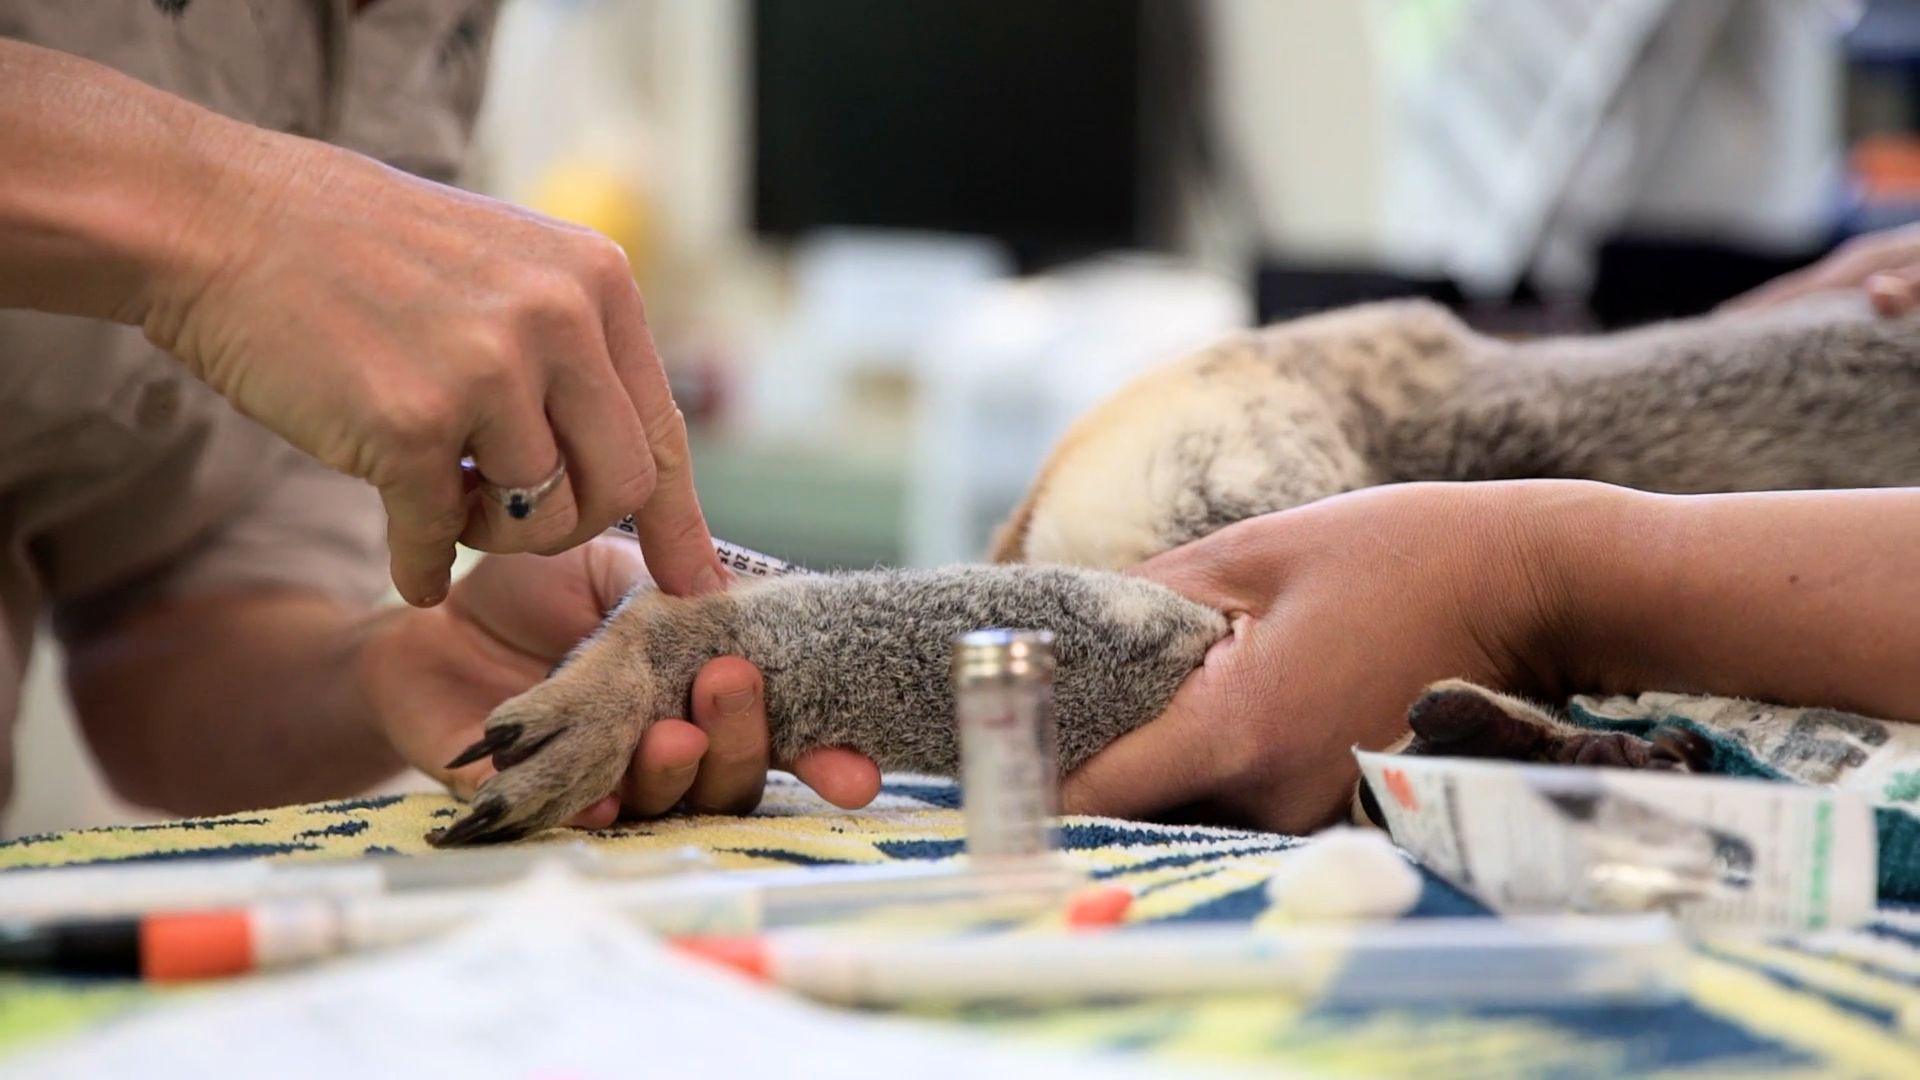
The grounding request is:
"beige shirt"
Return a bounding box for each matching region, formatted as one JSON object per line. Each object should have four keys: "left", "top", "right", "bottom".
{"left": 0, "top": 0, "right": 498, "bottom": 807}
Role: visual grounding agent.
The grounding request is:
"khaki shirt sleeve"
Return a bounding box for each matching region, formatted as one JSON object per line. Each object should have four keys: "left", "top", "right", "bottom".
{"left": 53, "top": 452, "right": 391, "bottom": 642}
{"left": 152, "top": 451, "right": 391, "bottom": 608}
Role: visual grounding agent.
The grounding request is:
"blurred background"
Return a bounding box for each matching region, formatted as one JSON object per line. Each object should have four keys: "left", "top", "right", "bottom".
{"left": 15, "top": 0, "right": 1920, "bottom": 834}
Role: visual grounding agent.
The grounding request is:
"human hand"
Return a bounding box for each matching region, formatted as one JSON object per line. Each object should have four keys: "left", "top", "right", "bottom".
{"left": 359, "top": 538, "right": 880, "bottom": 826}
{"left": 1722, "top": 223, "right": 1920, "bottom": 318}
{"left": 1061, "top": 481, "right": 1583, "bottom": 834}
{"left": 138, "top": 123, "right": 721, "bottom": 606}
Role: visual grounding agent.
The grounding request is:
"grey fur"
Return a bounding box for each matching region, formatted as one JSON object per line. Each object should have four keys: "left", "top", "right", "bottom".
{"left": 432, "top": 566, "right": 1225, "bottom": 844}
{"left": 1016, "top": 295, "right": 1919, "bottom": 566}
{"left": 1388, "top": 299, "right": 1920, "bottom": 494}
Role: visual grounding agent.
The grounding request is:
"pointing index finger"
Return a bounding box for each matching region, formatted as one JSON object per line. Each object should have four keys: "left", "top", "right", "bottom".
{"left": 599, "top": 274, "right": 723, "bottom": 596}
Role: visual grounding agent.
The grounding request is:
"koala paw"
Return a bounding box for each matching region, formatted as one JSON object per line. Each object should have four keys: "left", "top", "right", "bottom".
{"left": 1403, "top": 678, "right": 1710, "bottom": 772}
{"left": 429, "top": 677, "right": 646, "bottom": 847}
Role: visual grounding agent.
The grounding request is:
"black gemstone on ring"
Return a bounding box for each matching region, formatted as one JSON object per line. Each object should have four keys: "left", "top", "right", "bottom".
{"left": 507, "top": 494, "right": 532, "bottom": 519}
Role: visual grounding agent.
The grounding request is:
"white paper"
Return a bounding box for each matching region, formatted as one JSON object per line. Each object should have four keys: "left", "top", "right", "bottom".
{"left": 1356, "top": 751, "right": 1877, "bottom": 932}
{"left": 7, "top": 878, "right": 1237, "bottom": 1080}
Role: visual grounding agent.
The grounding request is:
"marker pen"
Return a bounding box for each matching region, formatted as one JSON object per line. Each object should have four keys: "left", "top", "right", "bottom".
{"left": 674, "top": 915, "right": 1686, "bottom": 1007}
{"left": 0, "top": 843, "right": 708, "bottom": 922}
{"left": 0, "top": 861, "right": 1126, "bottom": 982}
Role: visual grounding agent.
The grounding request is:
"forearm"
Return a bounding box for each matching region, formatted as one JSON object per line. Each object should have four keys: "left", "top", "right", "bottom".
{"left": 1547, "top": 484, "right": 1920, "bottom": 720}
{"left": 65, "top": 590, "right": 404, "bottom": 815}
{"left": 0, "top": 37, "right": 270, "bottom": 326}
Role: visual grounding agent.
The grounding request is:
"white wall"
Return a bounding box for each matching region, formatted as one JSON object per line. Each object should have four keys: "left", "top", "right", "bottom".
{"left": 9, "top": 645, "right": 149, "bottom": 837}
{"left": 1203, "top": 0, "right": 1385, "bottom": 263}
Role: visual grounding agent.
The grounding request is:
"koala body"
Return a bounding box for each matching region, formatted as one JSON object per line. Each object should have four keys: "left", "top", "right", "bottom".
{"left": 435, "top": 294, "right": 1920, "bottom": 845}
{"left": 996, "top": 296, "right": 1920, "bottom": 566}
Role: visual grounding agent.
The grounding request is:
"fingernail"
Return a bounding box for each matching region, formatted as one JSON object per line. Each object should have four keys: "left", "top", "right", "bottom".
{"left": 716, "top": 686, "right": 756, "bottom": 718}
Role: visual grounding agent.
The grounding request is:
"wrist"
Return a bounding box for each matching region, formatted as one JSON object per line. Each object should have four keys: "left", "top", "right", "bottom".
{"left": 1506, "top": 479, "right": 1663, "bottom": 698}
{"left": 0, "top": 41, "right": 266, "bottom": 328}
{"left": 133, "top": 116, "right": 311, "bottom": 355}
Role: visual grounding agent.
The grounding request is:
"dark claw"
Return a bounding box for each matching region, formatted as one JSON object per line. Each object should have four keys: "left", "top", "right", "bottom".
{"left": 428, "top": 795, "right": 511, "bottom": 848}
{"left": 492, "top": 728, "right": 562, "bottom": 770}
{"left": 444, "top": 725, "right": 522, "bottom": 770}
{"left": 1355, "top": 776, "right": 1387, "bottom": 828}
{"left": 1649, "top": 725, "right": 1713, "bottom": 772}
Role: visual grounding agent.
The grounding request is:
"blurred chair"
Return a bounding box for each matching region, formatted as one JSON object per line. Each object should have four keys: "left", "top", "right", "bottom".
{"left": 1370, "top": 0, "right": 1846, "bottom": 308}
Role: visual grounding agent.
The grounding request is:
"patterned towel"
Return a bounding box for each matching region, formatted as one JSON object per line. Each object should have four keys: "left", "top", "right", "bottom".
{"left": 1, "top": 771, "right": 1914, "bottom": 1077}
{"left": 1572, "top": 693, "right": 1920, "bottom": 899}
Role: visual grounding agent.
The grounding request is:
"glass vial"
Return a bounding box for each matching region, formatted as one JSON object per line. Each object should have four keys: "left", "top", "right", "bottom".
{"left": 952, "top": 628, "right": 1060, "bottom": 863}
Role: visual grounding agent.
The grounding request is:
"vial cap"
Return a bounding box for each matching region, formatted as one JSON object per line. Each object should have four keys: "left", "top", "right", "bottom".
{"left": 951, "top": 628, "right": 1056, "bottom": 682}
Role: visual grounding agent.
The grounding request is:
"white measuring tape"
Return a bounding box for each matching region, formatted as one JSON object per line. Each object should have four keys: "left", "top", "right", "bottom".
{"left": 605, "top": 515, "right": 806, "bottom": 578}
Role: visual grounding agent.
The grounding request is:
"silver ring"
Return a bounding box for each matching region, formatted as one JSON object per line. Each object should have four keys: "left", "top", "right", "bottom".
{"left": 475, "top": 458, "right": 567, "bottom": 521}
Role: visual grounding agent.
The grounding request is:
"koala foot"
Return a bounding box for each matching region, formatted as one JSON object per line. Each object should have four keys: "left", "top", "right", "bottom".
{"left": 429, "top": 664, "right": 651, "bottom": 847}
{"left": 1403, "top": 678, "right": 1710, "bottom": 772}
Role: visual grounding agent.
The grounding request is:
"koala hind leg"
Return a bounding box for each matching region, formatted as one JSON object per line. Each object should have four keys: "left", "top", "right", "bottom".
{"left": 430, "top": 565, "right": 1227, "bottom": 847}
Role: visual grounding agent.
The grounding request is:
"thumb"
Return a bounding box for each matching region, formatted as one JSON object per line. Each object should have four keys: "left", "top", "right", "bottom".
{"left": 1060, "top": 671, "right": 1221, "bottom": 820}
{"left": 583, "top": 535, "right": 652, "bottom": 613}
{"left": 1867, "top": 267, "right": 1920, "bottom": 318}
{"left": 1719, "top": 268, "right": 1824, "bottom": 314}
{"left": 1127, "top": 515, "right": 1287, "bottom": 614}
